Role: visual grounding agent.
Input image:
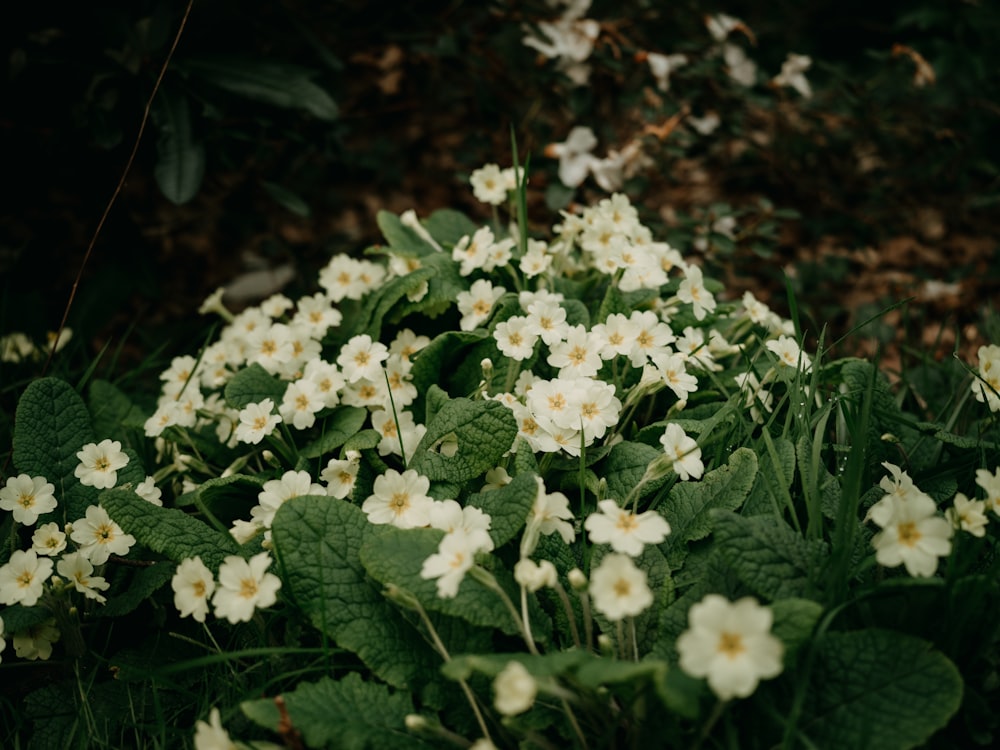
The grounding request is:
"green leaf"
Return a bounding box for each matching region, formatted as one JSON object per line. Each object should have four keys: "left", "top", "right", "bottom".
{"left": 96, "top": 562, "right": 174, "bottom": 618}
{"left": 422, "top": 209, "right": 479, "bottom": 247}
{"left": 152, "top": 87, "right": 205, "bottom": 205}
{"left": 712, "top": 512, "right": 827, "bottom": 600}
{"left": 467, "top": 472, "right": 539, "bottom": 549}
{"left": 100, "top": 488, "right": 240, "bottom": 570}
{"left": 261, "top": 181, "right": 311, "bottom": 217}
{"left": 376, "top": 210, "right": 438, "bottom": 256}
{"left": 0, "top": 604, "right": 53, "bottom": 634}
{"left": 187, "top": 473, "right": 265, "bottom": 521}
{"left": 185, "top": 57, "right": 338, "bottom": 120}
{"left": 800, "top": 629, "right": 963, "bottom": 750}
{"left": 13, "top": 377, "right": 96, "bottom": 520}
{"left": 301, "top": 407, "right": 368, "bottom": 459}
{"left": 770, "top": 597, "right": 823, "bottom": 664}
{"left": 224, "top": 363, "right": 287, "bottom": 410}
{"left": 409, "top": 330, "right": 488, "bottom": 412}
{"left": 353, "top": 266, "right": 436, "bottom": 339}
{"left": 359, "top": 527, "right": 530, "bottom": 638}
{"left": 88, "top": 380, "right": 145, "bottom": 442}
{"left": 271, "top": 496, "right": 443, "bottom": 690}
{"left": 410, "top": 397, "right": 517, "bottom": 484}
{"left": 744, "top": 435, "right": 795, "bottom": 516}
{"left": 660, "top": 448, "right": 758, "bottom": 568}
{"left": 600, "top": 441, "right": 666, "bottom": 503}
{"left": 242, "top": 673, "right": 426, "bottom": 750}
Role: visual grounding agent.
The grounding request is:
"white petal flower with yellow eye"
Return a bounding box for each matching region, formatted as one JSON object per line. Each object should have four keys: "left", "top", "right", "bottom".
{"left": 74, "top": 439, "right": 129, "bottom": 490}
{"left": 362, "top": 469, "right": 434, "bottom": 529}
{"left": 585, "top": 500, "right": 671, "bottom": 557}
{"left": 493, "top": 661, "right": 537, "bottom": 716}
{"left": 0, "top": 550, "right": 54, "bottom": 606}
{"left": 57, "top": 552, "right": 110, "bottom": 603}
{"left": 172, "top": 556, "right": 216, "bottom": 623}
{"left": 212, "top": 552, "right": 282, "bottom": 624}
{"left": 677, "top": 594, "right": 784, "bottom": 701}
{"left": 0, "top": 474, "right": 57, "bottom": 525}
{"left": 70, "top": 505, "right": 136, "bottom": 565}
{"left": 589, "top": 553, "right": 653, "bottom": 621}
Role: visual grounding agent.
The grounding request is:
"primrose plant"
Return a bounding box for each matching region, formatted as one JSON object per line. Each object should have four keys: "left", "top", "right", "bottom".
{"left": 2, "top": 160, "right": 999, "bottom": 749}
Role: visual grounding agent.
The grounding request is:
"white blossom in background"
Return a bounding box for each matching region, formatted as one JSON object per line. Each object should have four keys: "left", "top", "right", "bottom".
{"left": 643, "top": 51, "right": 688, "bottom": 92}
{"left": 522, "top": 0, "right": 600, "bottom": 86}
{"left": 676, "top": 594, "right": 784, "bottom": 700}
{"left": 493, "top": 660, "right": 537, "bottom": 716}
{"left": 660, "top": 423, "right": 704, "bottom": 481}
{"left": 870, "top": 492, "right": 953, "bottom": 577}
{"left": 971, "top": 344, "right": 1000, "bottom": 412}
{"left": 946, "top": 493, "right": 988, "bottom": 537}
{"left": 514, "top": 558, "right": 558, "bottom": 591}
{"left": 57, "top": 552, "right": 110, "bottom": 603}
{"left": 589, "top": 552, "right": 654, "bottom": 620}
{"left": 31, "top": 522, "right": 67, "bottom": 557}
{"left": 585, "top": 500, "right": 671, "bottom": 556}
{"left": 12, "top": 618, "right": 60, "bottom": 660}
{"left": 766, "top": 335, "right": 812, "bottom": 373}
{"left": 457, "top": 279, "right": 506, "bottom": 331}
{"left": 976, "top": 467, "right": 1000, "bottom": 515}
{"left": 420, "top": 528, "right": 493, "bottom": 598}
{"left": 172, "top": 556, "right": 216, "bottom": 622}
{"left": 470, "top": 163, "right": 510, "bottom": 205}
{"left": 773, "top": 53, "right": 813, "bottom": 98}
{"left": 545, "top": 126, "right": 598, "bottom": 187}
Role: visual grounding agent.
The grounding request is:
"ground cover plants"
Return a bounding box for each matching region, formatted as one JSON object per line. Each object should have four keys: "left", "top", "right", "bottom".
{"left": 3, "top": 3, "right": 1000, "bottom": 749}
{"left": 2, "top": 156, "right": 1000, "bottom": 748}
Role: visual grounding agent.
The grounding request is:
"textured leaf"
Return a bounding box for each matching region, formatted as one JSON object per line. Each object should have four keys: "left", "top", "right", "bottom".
{"left": 301, "top": 407, "right": 368, "bottom": 459}
{"left": 600, "top": 441, "right": 666, "bottom": 503}
{"left": 360, "top": 527, "right": 527, "bottom": 637}
{"left": 97, "top": 562, "right": 174, "bottom": 618}
{"left": 224, "top": 363, "right": 287, "bottom": 410}
{"left": 185, "top": 58, "right": 338, "bottom": 120}
{"left": 100, "top": 488, "right": 240, "bottom": 570}
{"left": 467, "top": 471, "right": 539, "bottom": 549}
{"left": 770, "top": 597, "right": 823, "bottom": 664}
{"left": 188, "top": 474, "right": 265, "bottom": 520}
{"left": 410, "top": 397, "right": 517, "bottom": 484}
{"left": 271, "top": 496, "right": 442, "bottom": 690}
{"left": 13, "top": 377, "right": 97, "bottom": 520}
{"left": 88, "top": 379, "right": 146, "bottom": 441}
{"left": 660, "top": 448, "right": 758, "bottom": 568}
{"left": 0, "top": 604, "right": 53, "bottom": 633}
{"left": 712, "top": 511, "right": 827, "bottom": 600}
{"left": 242, "top": 673, "right": 426, "bottom": 750}
{"left": 354, "top": 266, "right": 436, "bottom": 339}
{"left": 422, "top": 209, "right": 479, "bottom": 247}
{"left": 800, "top": 629, "right": 963, "bottom": 750}
{"left": 408, "top": 330, "right": 487, "bottom": 412}
{"left": 152, "top": 87, "right": 205, "bottom": 205}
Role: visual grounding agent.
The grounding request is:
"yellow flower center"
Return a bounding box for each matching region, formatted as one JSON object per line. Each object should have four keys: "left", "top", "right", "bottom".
{"left": 390, "top": 492, "right": 410, "bottom": 513}
{"left": 718, "top": 631, "right": 745, "bottom": 658}
{"left": 18, "top": 492, "right": 35, "bottom": 509}
{"left": 898, "top": 521, "right": 922, "bottom": 547}
{"left": 239, "top": 577, "right": 259, "bottom": 599}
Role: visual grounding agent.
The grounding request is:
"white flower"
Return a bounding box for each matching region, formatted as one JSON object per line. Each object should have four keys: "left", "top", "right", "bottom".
{"left": 428, "top": 499, "right": 494, "bottom": 546}
{"left": 627, "top": 310, "right": 675, "bottom": 366}
{"left": 514, "top": 558, "right": 558, "bottom": 592}
{"left": 547, "top": 325, "right": 602, "bottom": 378}
{"left": 303, "top": 358, "right": 345, "bottom": 409}
{"left": 589, "top": 552, "right": 654, "bottom": 621}
{"left": 723, "top": 43, "right": 757, "bottom": 86}
{"left": 70, "top": 505, "right": 136, "bottom": 565}
{"left": 0, "top": 474, "right": 57, "bottom": 525}
{"left": 493, "top": 661, "right": 537, "bottom": 716}
{"left": 976, "top": 467, "right": 1000, "bottom": 515}
{"left": 12, "top": 618, "right": 60, "bottom": 661}
{"left": 0, "top": 550, "right": 54, "bottom": 606}
{"left": 521, "top": 477, "right": 575, "bottom": 557}
{"left": 251, "top": 470, "right": 325, "bottom": 529}
{"left": 772, "top": 53, "right": 812, "bottom": 98}
{"left": 212, "top": 552, "right": 282, "bottom": 624}
{"left": 279, "top": 379, "right": 324, "bottom": 430}
{"left": 74, "top": 439, "right": 129, "bottom": 489}
{"left": 659, "top": 424, "right": 704, "bottom": 481}
{"left": 31, "top": 522, "right": 67, "bottom": 556}
{"left": 677, "top": 264, "right": 717, "bottom": 321}
{"left": 971, "top": 344, "right": 1000, "bottom": 412}
{"left": 585, "top": 500, "right": 671, "bottom": 556}
{"left": 245, "top": 322, "right": 295, "bottom": 375}
{"left": 457, "top": 279, "right": 506, "bottom": 331}
{"left": 946, "top": 493, "right": 988, "bottom": 537}
{"left": 234, "top": 398, "right": 282, "bottom": 445}
{"left": 871, "top": 493, "right": 954, "bottom": 577}
{"left": 676, "top": 594, "right": 784, "bottom": 701}
{"left": 337, "top": 334, "right": 389, "bottom": 383}
{"left": 766, "top": 335, "right": 812, "bottom": 373}
{"left": 57, "top": 552, "right": 110, "bottom": 603}
{"left": 470, "top": 163, "right": 509, "bottom": 206}
{"left": 494, "top": 316, "right": 539, "bottom": 361}
{"left": 362, "top": 469, "right": 434, "bottom": 529}
{"left": 193, "top": 707, "right": 236, "bottom": 750}
{"left": 321, "top": 455, "right": 360, "bottom": 499}
{"left": 519, "top": 239, "right": 554, "bottom": 278}
{"left": 135, "top": 476, "right": 163, "bottom": 506}
{"left": 545, "top": 126, "right": 598, "bottom": 187}
{"left": 420, "top": 529, "right": 492, "bottom": 598}
{"left": 389, "top": 329, "right": 431, "bottom": 361}
{"left": 172, "top": 556, "right": 216, "bottom": 622}
{"left": 644, "top": 51, "right": 688, "bottom": 92}
{"left": 650, "top": 352, "right": 699, "bottom": 401}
